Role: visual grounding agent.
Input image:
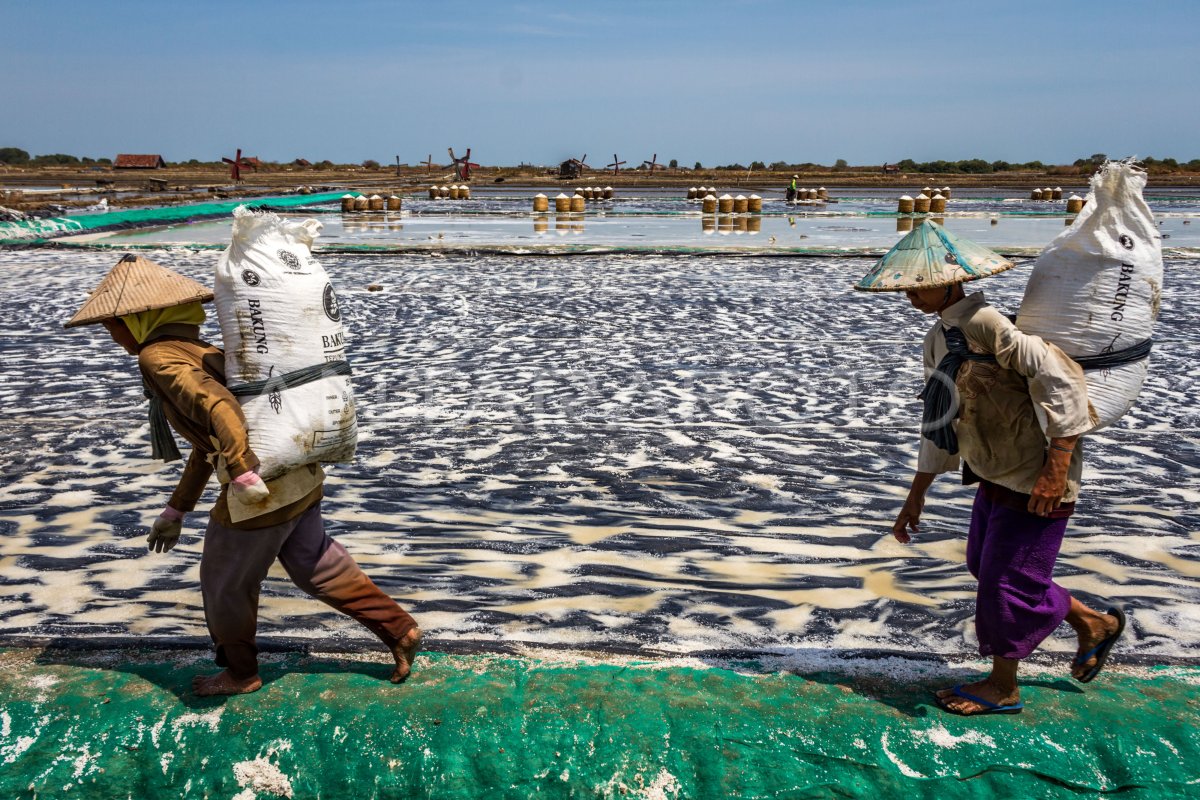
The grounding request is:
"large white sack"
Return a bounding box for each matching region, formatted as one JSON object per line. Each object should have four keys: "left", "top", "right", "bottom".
{"left": 1016, "top": 161, "right": 1163, "bottom": 432}
{"left": 214, "top": 207, "right": 357, "bottom": 480}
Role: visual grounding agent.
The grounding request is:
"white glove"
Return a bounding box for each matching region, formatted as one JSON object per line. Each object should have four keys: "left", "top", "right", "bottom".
{"left": 147, "top": 508, "right": 183, "bottom": 553}
{"left": 230, "top": 470, "right": 270, "bottom": 504}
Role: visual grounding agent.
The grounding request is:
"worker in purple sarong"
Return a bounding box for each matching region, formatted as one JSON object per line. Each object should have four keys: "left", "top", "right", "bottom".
{"left": 854, "top": 222, "right": 1126, "bottom": 716}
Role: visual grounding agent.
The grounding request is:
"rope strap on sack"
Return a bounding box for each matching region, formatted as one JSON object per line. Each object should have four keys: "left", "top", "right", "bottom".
{"left": 918, "top": 327, "right": 994, "bottom": 455}
{"left": 1072, "top": 338, "right": 1153, "bottom": 371}
{"left": 228, "top": 360, "right": 352, "bottom": 398}
{"left": 920, "top": 328, "right": 1154, "bottom": 455}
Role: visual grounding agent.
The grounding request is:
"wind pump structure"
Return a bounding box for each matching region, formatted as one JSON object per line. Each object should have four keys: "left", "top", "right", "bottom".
{"left": 606, "top": 154, "right": 627, "bottom": 174}
{"left": 448, "top": 147, "right": 480, "bottom": 181}
{"left": 641, "top": 153, "right": 664, "bottom": 173}
{"left": 222, "top": 149, "right": 257, "bottom": 182}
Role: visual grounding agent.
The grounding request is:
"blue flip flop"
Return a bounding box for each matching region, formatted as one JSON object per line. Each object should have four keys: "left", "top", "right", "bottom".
{"left": 937, "top": 684, "right": 1024, "bottom": 716}
{"left": 1074, "top": 606, "right": 1126, "bottom": 684}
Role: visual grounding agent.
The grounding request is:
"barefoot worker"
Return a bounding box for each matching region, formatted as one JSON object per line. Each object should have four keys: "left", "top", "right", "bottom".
{"left": 65, "top": 254, "right": 422, "bottom": 696}
{"left": 854, "top": 222, "right": 1124, "bottom": 717}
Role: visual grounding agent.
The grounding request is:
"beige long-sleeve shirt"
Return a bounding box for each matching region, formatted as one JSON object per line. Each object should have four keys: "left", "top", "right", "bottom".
{"left": 916, "top": 292, "right": 1096, "bottom": 502}
{"left": 137, "top": 325, "right": 322, "bottom": 529}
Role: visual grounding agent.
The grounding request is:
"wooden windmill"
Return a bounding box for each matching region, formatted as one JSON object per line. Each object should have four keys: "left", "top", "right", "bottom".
{"left": 448, "top": 147, "right": 480, "bottom": 181}
{"left": 606, "top": 154, "right": 627, "bottom": 175}
{"left": 641, "top": 153, "right": 664, "bottom": 173}
{"left": 222, "top": 149, "right": 257, "bottom": 182}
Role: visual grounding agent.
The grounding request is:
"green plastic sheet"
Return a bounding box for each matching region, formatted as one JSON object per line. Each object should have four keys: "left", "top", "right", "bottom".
{"left": 0, "top": 192, "right": 351, "bottom": 245}
{"left": 1, "top": 647, "right": 1196, "bottom": 799}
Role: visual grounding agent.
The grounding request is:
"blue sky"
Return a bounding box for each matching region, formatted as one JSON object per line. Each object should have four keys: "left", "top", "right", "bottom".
{"left": 2, "top": 0, "right": 1197, "bottom": 166}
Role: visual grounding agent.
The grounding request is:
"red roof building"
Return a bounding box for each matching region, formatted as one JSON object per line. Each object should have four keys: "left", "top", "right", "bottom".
{"left": 114, "top": 154, "right": 166, "bottom": 169}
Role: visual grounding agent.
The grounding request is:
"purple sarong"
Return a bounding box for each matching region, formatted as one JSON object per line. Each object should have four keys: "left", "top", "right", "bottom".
{"left": 965, "top": 482, "right": 1073, "bottom": 660}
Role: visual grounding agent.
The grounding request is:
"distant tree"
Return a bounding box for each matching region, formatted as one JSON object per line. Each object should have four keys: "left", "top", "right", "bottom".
{"left": 0, "top": 147, "right": 30, "bottom": 165}
{"left": 749, "top": 161, "right": 766, "bottom": 171}
{"left": 669, "top": 158, "right": 678, "bottom": 168}
{"left": 97, "top": 158, "right": 112, "bottom": 165}
{"left": 186, "top": 159, "right": 201, "bottom": 166}
{"left": 1187, "top": 159, "right": 1200, "bottom": 170}
{"left": 890, "top": 158, "right": 1005, "bottom": 174}
{"left": 958, "top": 158, "right": 992, "bottom": 174}
{"left": 31, "top": 153, "right": 80, "bottom": 165}
{"left": 835, "top": 158, "right": 848, "bottom": 169}
{"left": 362, "top": 159, "right": 380, "bottom": 169}
{"left": 1144, "top": 157, "right": 1178, "bottom": 172}
{"left": 768, "top": 161, "right": 790, "bottom": 171}
{"left": 694, "top": 161, "right": 703, "bottom": 170}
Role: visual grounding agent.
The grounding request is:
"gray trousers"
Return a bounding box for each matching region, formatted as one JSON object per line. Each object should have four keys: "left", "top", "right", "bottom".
{"left": 200, "top": 502, "right": 418, "bottom": 678}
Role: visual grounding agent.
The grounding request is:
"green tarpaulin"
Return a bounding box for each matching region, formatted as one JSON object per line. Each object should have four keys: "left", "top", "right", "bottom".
{"left": 0, "top": 192, "right": 350, "bottom": 245}
{"left": 2, "top": 647, "right": 1196, "bottom": 799}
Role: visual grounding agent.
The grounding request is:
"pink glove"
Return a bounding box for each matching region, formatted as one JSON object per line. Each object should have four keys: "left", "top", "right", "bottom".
{"left": 230, "top": 469, "right": 270, "bottom": 504}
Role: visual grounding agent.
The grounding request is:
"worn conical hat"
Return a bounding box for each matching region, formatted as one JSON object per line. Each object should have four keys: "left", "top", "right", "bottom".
{"left": 64, "top": 254, "right": 213, "bottom": 328}
{"left": 853, "top": 220, "right": 1014, "bottom": 292}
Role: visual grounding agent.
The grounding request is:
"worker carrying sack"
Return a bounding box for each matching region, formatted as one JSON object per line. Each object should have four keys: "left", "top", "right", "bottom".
{"left": 1016, "top": 160, "right": 1163, "bottom": 432}
{"left": 213, "top": 206, "right": 357, "bottom": 480}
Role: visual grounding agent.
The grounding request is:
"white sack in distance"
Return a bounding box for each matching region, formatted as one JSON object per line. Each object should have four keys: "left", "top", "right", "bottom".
{"left": 214, "top": 207, "right": 357, "bottom": 480}
{"left": 1016, "top": 161, "right": 1164, "bottom": 432}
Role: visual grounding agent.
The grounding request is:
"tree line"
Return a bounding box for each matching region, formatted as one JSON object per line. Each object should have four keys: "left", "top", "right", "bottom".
{"left": 895, "top": 154, "right": 1200, "bottom": 174}
{"left": 0, "top": 148, "right": 339, "bottom": 169}
{"left": 4, "top": 146, "right": 1200, "bottom": 173}
{"left": 0, "top": 148, "right": 111, "bottom": 166}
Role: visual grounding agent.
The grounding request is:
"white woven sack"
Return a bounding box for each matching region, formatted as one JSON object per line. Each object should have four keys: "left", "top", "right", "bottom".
{"left": 1016, "top": 161, "right": 1163, "bottom": 432}
{"left": 213, "top": 207, "right": 357, "bottom": 480}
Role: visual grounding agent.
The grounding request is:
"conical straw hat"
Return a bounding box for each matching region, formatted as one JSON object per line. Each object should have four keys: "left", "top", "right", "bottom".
{"left": 64, "top": 254, "right": 213, "bottom": 328}
{"left": 853, "top": 220, "right": 1014, "bottom": 292}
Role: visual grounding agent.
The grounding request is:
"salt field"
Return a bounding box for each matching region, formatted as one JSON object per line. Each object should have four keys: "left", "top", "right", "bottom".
{"left": 2, "top": 243, "right": 1197, "bottom": 662}
{"left": 10, "top": 0, "right": 1200, "bottom": 793}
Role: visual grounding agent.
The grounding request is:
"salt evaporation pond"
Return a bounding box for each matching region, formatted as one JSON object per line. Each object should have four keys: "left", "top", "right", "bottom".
{"left": 94, "top": 210, "right": 1200, "bottom": 253}
{"left": 1, "top": 243, "right": 1197, "bottom": 662}
{"left": 70, "top": 186, "right": 1200, "bottom": 252}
